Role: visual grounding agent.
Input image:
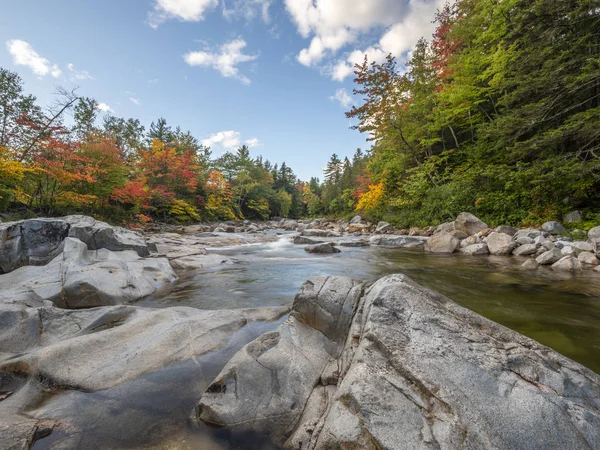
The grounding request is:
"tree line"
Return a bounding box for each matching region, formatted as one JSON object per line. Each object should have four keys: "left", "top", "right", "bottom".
{"left": 323, "top": 0, "right": 600, "bottom": 228}
{"left": 0, "top": 68, "right": 312, "bottom": 224}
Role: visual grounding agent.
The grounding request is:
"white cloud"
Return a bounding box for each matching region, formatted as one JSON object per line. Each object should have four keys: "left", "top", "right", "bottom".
{"left": 129, "top": 97, "right": 142, "bottom": 106}
{"left": 223, "top": 0, "right": 273, "bottom": 23}
{"left": 184, "top": 39, "right": 258, "bottom": 85}
{"left": 202, "top": 130, "right": 241, "bottom": 151}
{"left": 148, "top": 78, "right": 159, "bottom": 85}
{"left": 284, "top": 0, "right": 445, "bottom": 79}
{"left": 329, "top": 88, "right": 353, "bottom": 108}
{"left": 67, "top": 63, "right": 93, "bottom": 81}
{"left": 245, "top": 137, "right": 261, "bottom": 147}
{"left": 148, "top": 0, "right": 218, "bottom": 28}
{"left": 96, "top": 103, "right": 113, "bottom": 113}
{"left": 6, "top": 39, "right": 61, "bottom": 78}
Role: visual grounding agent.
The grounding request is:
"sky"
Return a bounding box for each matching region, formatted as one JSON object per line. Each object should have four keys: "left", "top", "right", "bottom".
{"left": 0, "top": 0, "right": 444, "bottom": 180}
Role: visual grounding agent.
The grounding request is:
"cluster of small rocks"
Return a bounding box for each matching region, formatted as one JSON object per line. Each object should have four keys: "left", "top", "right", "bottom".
{"left": 427, "top": 213, "right": 600, "bottom": 273}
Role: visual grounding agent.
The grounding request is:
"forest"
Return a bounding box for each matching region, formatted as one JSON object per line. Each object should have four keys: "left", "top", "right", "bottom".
{"left": 1, "top": 0, "right": 599, "bottom": 228}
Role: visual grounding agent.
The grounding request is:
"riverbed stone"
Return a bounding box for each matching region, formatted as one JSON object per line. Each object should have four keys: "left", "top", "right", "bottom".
{"left": 512, "top": 244, "right": 538, "bottom": 256}
{"left": 578, "top": 251, "right": 599, "bottom": 266}
{"left": 293, "top": 235, "right": 319, "bottom": 245}
{"left": 521, "top": 258, "right": 539, "bottom": 269}
{"left": 369, "top": 235, "right": 428, "bottom": 247}
{"left": 551, "top": 255, "right": 583, "bottom": 272}
{"left": 453, "top": 212, "right": 488, "bottom": 236}
{"left": 198, "top": 274, "right": 600, "bottom": 449}
{"left": 542, "top": 221, "right": 567, "bottom": 235}
{"left": 571, "top": 241, "right": 594, "bottom": 254}
{"left": 305, "top": 243, "right": 341, "bottom": 254}
{"left": 435, "top": 222, "right": 455, "bottom": 234}
{"left": 424, "top": 232, "right": 459, "bottom": 253}
{"left": 515, "top": 228, "right": 542, "bottom": 240}
{"left": 459, "top": 235, "right": 478, "bottom": 248}
{"left": 515, "top": 236, "right": 535, "bottom": 245}
{"left": 458, "top": 243, "right": 489, "bottom": 255}
{"left": 495, "top": 225, "right": 517, "bottom": 236}
{"left": 301, "top": 229, "right": 341, "bottom": 238}
{"left": 0, "top": 219, "right": 70, "bottom": 273}
{"left": 487, "top": 232, "right": 516, "bottom": 255}
{"left": 375, "top": 221, "right": 394, "bottom": 234}
{"left": 346, "top": 223, "right": 371, "bottom": 233}
{"left": 349, "top": 215, "right": 364, "bottom": 224}
{"left": 535, "top": 248, "right": 563, "bottom": 265}
{"left": 0, "top": 237, "right": 177, "bottom": 308}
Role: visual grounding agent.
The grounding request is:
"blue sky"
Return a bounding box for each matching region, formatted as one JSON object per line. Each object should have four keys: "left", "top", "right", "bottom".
{"left": 0, "top": 0, "right": 443, "bottom": 180}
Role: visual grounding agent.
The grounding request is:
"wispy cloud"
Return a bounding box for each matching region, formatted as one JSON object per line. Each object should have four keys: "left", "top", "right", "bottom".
{"left": 245, "top": 137, "right": 261, "bottom": 147}
{"left": 148, "top": 0, "right": 218, "bottom": 28}
{"left": 129, "top": 97, "right": 142, "bottom": 106}
{"left": 329, "top": 88, "right": 353, "bottom": 108}
{"left": 6, "top": 39, "right": 61, "bottom": 78}
{"left": 67, "top": 63, "right": 93, "bottom": 81}
{"left": 184, "top": 38, "right": 258, "bottom": 85}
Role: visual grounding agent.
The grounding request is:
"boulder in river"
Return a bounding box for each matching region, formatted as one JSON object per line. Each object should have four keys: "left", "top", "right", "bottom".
{"left": 578, "top": 251, "right": 599, "bottom": 266}
{"left": 349, "top": 215, "right": 364, "bottom": 224}
{"left": 453, "top": 212, "right": 488, "bottom": 236}
{"left": 425, "top": 232, "right": 459, "bottom": 253}
{"left": 293, "top": 235, "right": 319, "bottom": 245}
{"left": 512, "top": 243, "right": 538, "bottom": 256}
{"left": 375, "top": 221, "right": 395, "bottom": 234}
{"left": 0, "top": 237, "right": 176, "bottom": 309}
{"left": 369, "top": 235, "right": 428, "bottom": 248}
{"left": 495, "top": 225, "right": 518, "bottom": 236}
{"left": 535, "top": 248, "right": 563, "bottom": 265}
{"left": 458, "top": 243, "right": 489, "bottom": 255}
{"left": 301, "top": 229, "right": 341, "bottom": 238}
{"left": 551, "top": 255, "right": 583, "bottom": 272}
{"left": 197, "top": 274, "right": 600, "bottom": 449}
{"left": 304, "top": 243, "right": 341, "bottom": 254}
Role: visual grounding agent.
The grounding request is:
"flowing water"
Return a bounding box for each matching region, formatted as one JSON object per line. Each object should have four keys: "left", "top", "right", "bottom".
{"left": 33, "top": 232, "right": 600, "bottom": 449}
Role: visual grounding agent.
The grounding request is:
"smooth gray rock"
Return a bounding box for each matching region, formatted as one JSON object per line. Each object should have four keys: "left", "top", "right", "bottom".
{"left": 301, "top": 229, "right": 341, "bottom": 238}
{"left": 521, "top": 258, "right": 539, "bottom": 269}
{"left": 458, "top": 243, "right": 489, "bottom": 255}
{"left": 305, "top": 243, "right": 341, "bottom": 254}
{"left": 425, "top": 232, "right": 459, "bottom": 253}
{"left": 0, "top": 219, "right": 69, "bottom": 273}
{"left": 375, "top": 221, "right": 394, "bottom": 234}
{"left": 459, "top": 235, "right": 478, "bottom": 248}
{"left": 512, "top": 244, "right": 538, "bottom": 256}
{"left": 198, "top": 274, "right": 600, "bottom": 449}
{"left": 563, "top": 211, "right": 583, "bottom": 223}
{"left": 578, "top": 251, "right": 599, "bottom": 266}
{"left": 515, "top": 237, "right": 535, "bottom": 245}
{"left": 495, "top": 225, "right": 518, "bottom": 236}
{"left": 514, "top": 228, "right": 542, "bottom": 240}
{"left": 0, "top": 238, "right": 177, "bottom": 308}
{"left": 542, "top": 221, "right": 567, "bottom": 235}
{"left": 293, "top": 235, "right": 319, "bottom": 245}
{"left": 551, "top": 255, "right": 583, "bottom": 272}
{"left": 435, "top": 222, "right": 455, "bottom": 234}
{"left": 571, "top": 241, "right": 594, "bottom": 254}
{"left": 63, "top": 215, "right": 151, "bottom": 257}
{"left": 198, "top": 276, "right": 363, "bottom": 444}
{"left": 280, "top": 219, "right": 298, "bottom": 230}
{"left": 453, "top": 212, "right": 488, "bottom": 236}
{"left": 369, "top": 235, "right": 428, "bottom": 248}
{"left": 349, "top": 215, "right": 364, "bottom": 224}
{"left": 486, "top": 232, "right": 516, "bottom": 255}
{"left": 535, "top": 248, "right": 563, "bottom": 265}
{"left": 0, "top": 303, "right": 289, "bottom": 392}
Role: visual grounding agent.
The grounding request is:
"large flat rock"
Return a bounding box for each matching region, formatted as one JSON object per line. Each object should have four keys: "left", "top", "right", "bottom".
{"left": 197, "top": 274, "right": 600, "bottom": 449}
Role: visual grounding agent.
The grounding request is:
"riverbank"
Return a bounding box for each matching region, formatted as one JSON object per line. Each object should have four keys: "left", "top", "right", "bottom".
{"left": 1, "top": 215, "right": 599, "bottom": 448}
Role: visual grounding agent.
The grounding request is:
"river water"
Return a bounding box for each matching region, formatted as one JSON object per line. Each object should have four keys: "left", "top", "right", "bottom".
{"left": 33, "top": 232, "right": 600, "bottom": 449}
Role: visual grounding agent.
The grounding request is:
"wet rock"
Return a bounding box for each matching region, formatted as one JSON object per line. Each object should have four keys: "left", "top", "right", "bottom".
{"left": 425, "top": 232, "right": 459, "bottom": 253}
{"left": 369, "top": 235, "right": 428, "bottom": 247}
{"left": 0, "top": 304, "right": 289, "bottom": 391}
{"left": 375, "top": 221, "right": 394, "bottom": 234}
{"left": 453, "top": 212, "right": 488, "bottom": 236}
{"left": 0, "top": 219, "right": 69, "bottom": 273}
{"left": 198, "top": 274, "right": 600, "bottom": 449}
{"left": 535, "top": 248, "right": 563, "bottom": 265}
{"left": 563, "top": 211, "right": 583, "bottom": 223}
{"left": 458, "top": 243, "right": 489, "bottom": 255}
{"left": 305, "top": 243, "right": 341, "bottom": 254}
{"left": 521, "top": 258, "right": 539, "bottom": 269}
{"left": 486, "top": 232, "right": 516, "bottom": 255}
{"left": 293, "top": 235, "right": 319, "bottom": 245}
{"left": 338, "top": 240, "right": 369, "bottom": 247}
{"left": 0, "top": 238, "right": 176, "bottom": 308}
{"left": 169, "top": 254, "right": 232, "bottom": 271}
{"left": 301, "top": 229, "right": 341, "bottom": 238}
{"left": 495, "top": 225, "right": 517, "bottom": 236}
{"left": 512, "top": 244, "right": 538, "bottom": 256}
{"left": 551, "top": 255, "right": 583, "bottom": 272}
{"left": 542, "top": 221, "right": 568, "bottom": 235}
{"left": 346, "top": 223, "right": 371, "bottom": 233}
{"left": 280, "top": 220, "right": 298, "bottom": 230}
{"left": 578, "top": 251, "right": 599, "bottom": 266}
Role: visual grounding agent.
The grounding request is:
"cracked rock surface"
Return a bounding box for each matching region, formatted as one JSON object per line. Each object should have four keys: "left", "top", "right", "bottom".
{"left": 198, "top": 274, "right": 600, "bottom": 449}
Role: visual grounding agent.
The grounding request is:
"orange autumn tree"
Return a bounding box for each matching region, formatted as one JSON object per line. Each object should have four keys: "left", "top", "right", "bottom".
{"left": 115, "top": 139, "right": 203, "bottom": 222}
